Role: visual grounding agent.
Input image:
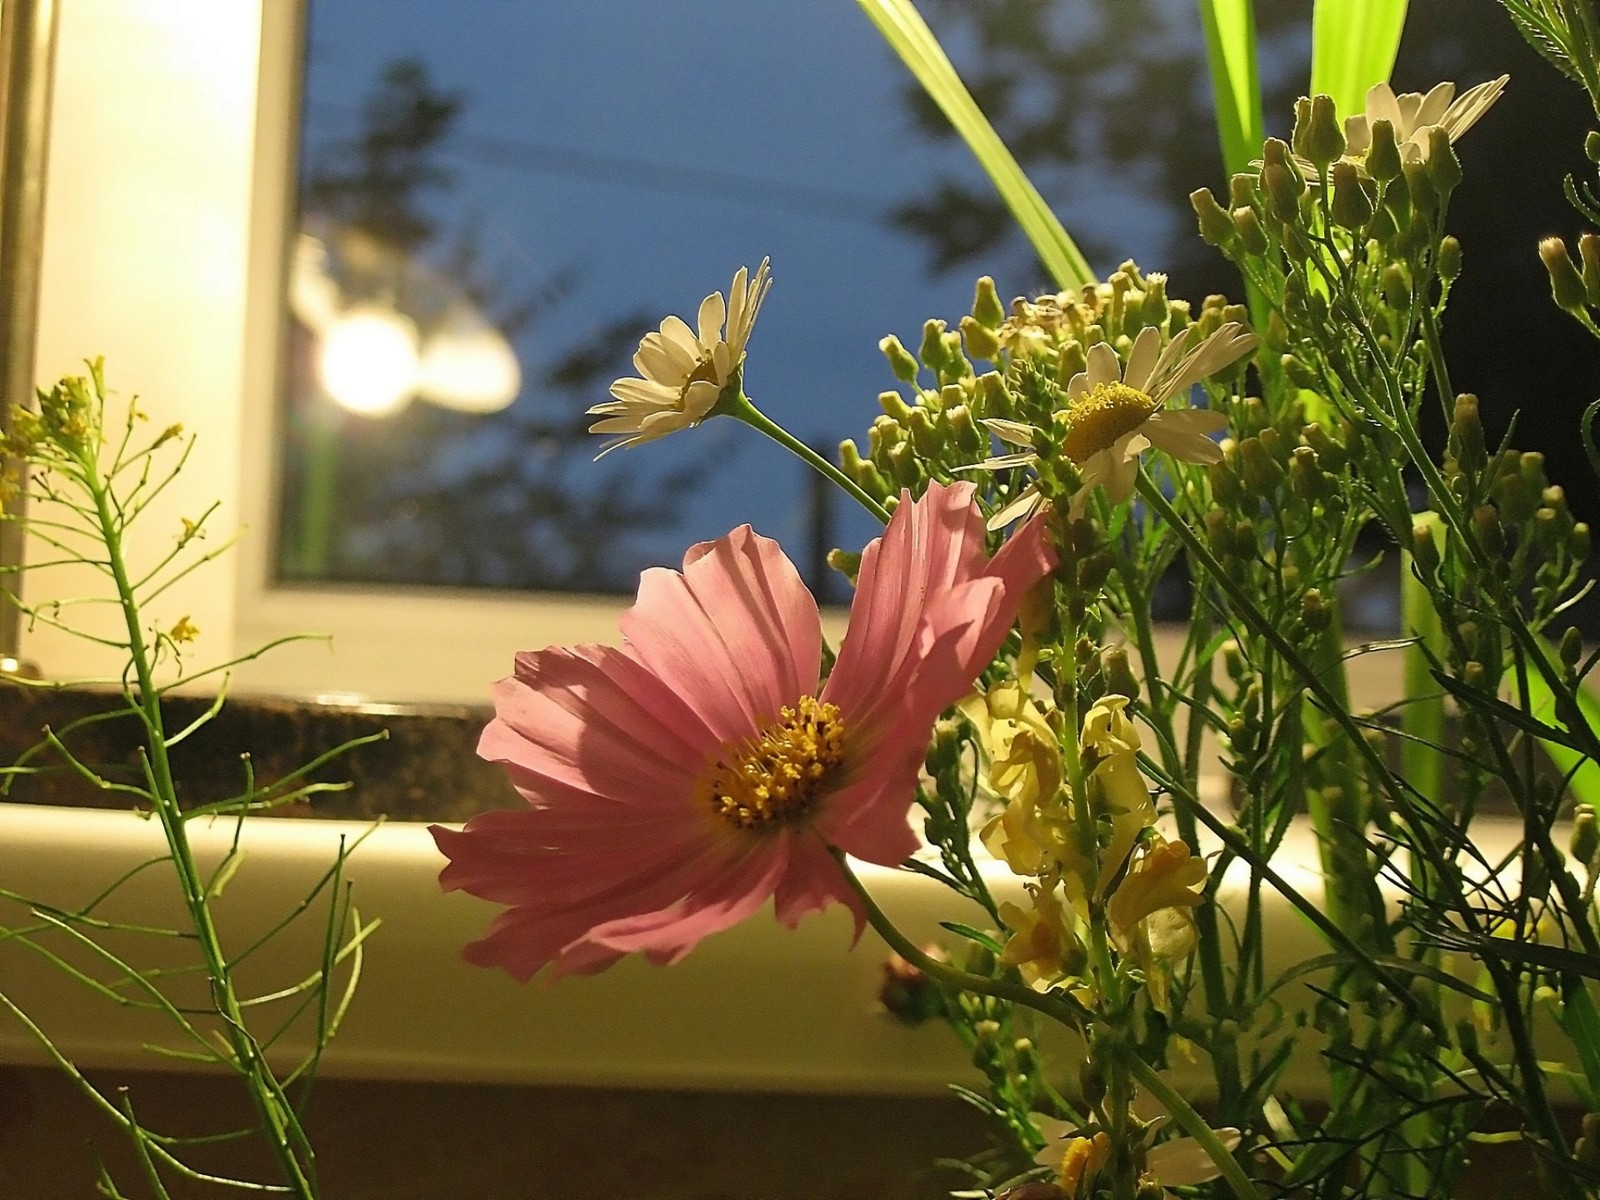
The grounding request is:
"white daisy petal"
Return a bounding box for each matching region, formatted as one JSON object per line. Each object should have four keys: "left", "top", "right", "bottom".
{"left": 984, "top": 417, "right": 1038, "bottom": 446}
{"left": 1145, "top": 411, "right": 1226, "bottom": 464}
{"left": 1414, "top": 80, "right": 1456, "bottom": 129}
{"left": 588, "top": 259, "right": 772, "bottom": 452}
{"left": 697, "top": 290, "right": 727, "bottom": 350}
{"left": 1147, "top": 1129, "right": 1241, "bottom": 1187}
{"left": 659, "top": 315, "right": 701, "bottom": 360}
{"left": 988, "top": 484, "right": 1044, "bottom": 530}
{"left": 1123, "top": 326, "right": 1163, "bottom": 394}
{"left": 1084, "top": 341, "right": 1121, "bottom": 387}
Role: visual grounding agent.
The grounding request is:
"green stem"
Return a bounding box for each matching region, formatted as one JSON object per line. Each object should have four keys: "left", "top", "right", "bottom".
{"left": 828, "top": 846, "right": 1088, "bottom": 1031}
{"left": 723, "top": 392, "right": 894, "bottom": 524}
{"left": 1123, "top": 1054, "right": 1261, "bottom": 1200}
{"left": 85, "top": 457, "right": 319, "bottom": 1199}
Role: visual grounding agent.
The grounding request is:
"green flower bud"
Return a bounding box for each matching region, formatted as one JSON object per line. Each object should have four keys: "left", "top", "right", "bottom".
{"left": 1575, "top": 521, "right": 1592, "bottom": 561}
{"left": 1541, "top": 236, "right": 1590, "bottom": 317}
{"left": 1204, "top": 508, "right": 1233, "bottom": 558}
{"left": 1307, "top": 94, "right": 1347, "bottom": 167}
{"left": 1437, "top": 235, "right": 1463, "bottom": 285}
{"left": 1472, "top": 503, "right": 1505, "bottom": 558}
{"left": 826, "top": 547, "right": 862, "bottom": 584}
{"left": 1426, "top": 127, "right": 1464, "bottom": 196}
{"left": 1411, "top": 521, "right": 1440, "bottom": 580}
{"left": 1381, "top": 263, "right": 1412, "bottom": 309}
{"left": 946, "top": 403, "right": 984, "bottom": 455}
{"left": 939, "top": 331, "right": 970, "bottom": 382}
{"left": 1301, "top": 587, "right": 1331, "bottom": 632}
{"left": 1056, "top": 340, "right": 1088, "bottom": 385}
{"left": 973, "top": 371, "right": 1009, "bottom": 419}
{"left": 1076, "top": 550, "right": 1114, "bottom": 592}
{"left": 1139, "top": 272, "right": 1170, "bottom": 326}
{"left": 1289, "top": 445, "right": 1331, "bottom": 501}
{"left": 1102, "top": 644, "right": 1140, "bottom": 700}
{"left": 1588, "top": 130, "right": 1600, "bottom": 164}
{"left": 1301, "top": 421, "right": 1346, "bottom": 469}
{"left": 1209, "top": 458, "right": 1245, "bottom": 506}
{"left": 907, "top": 407, "right": 942, "bottom": 457}
{"left": 1401, "top": 156, "right": 1439, "bottom": 220}
{"left": 1192, "top": 186, "right": 1237, "bottom": 246}
{"left": 878, "top": 389, "right": 914, "bottom": 424}
{"left": 972, "top": 276, "right": 1005, "bottom": 330}
{"left": 1240, "top": 436, "right": 1285, "bottom": 494}
{"left": 1449, "top": 394, "right": 1485, "bottom": 474}
{"left": 1580, "top": 233, "right": 1600, "bottom": 307}
{"left": 887, "top": 439, "right": 923, "bottom": 488}
{"left": 1330, "top": 160, "right": 1375, "bottom": 229}
{"left": 879, "top": 334, "right": 920, "bottom": 383}
{"left": 918, "top": 319, "right": 949, "bottom": 374}
{"left": 1282, "top": 354, "right": 1320, "bottom": 390}
{"left": 1263, "top": 160, "right": 1304, "bottom": 224}
{"left": 1381, "top": 168, "right": 1412, "bottom": 226}
{"left": 1232, "top": 206, "right": 1269, "bottom": 255}
{"left": 1562, "top": 626, "right": 1586, "bottom": 671}
{"left": 1229, "top": 172, "right": 1256, "bottom": 210}
{"left": 1365, "top": 118, "right": 1404, "bottom": 184}
{"left": 960, "top": 314, "right": 1001, "bottom": 362}
{"left": 939, "top": 384, "right": 967, "bottom": 414}
{"left": 1291, "top": 95, "right": 1315, "bottom": 160}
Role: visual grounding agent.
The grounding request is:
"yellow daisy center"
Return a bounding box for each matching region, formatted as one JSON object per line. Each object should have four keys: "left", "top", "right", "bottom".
{"left": 1060, "top": 381, "right": 1159, "bottom": 463}
{"left": 699, "top": 696, "right": 846, "bottom": 831}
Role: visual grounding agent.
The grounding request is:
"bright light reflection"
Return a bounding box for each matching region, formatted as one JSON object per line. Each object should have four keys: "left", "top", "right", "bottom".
{"left": 317, "top": 306, "right": 421, "bottom": 416}
{"left": 418, "top": 314, "right": 522, "bottom": 414}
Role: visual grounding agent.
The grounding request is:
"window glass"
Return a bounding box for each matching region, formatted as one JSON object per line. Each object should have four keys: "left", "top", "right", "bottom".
{"left": 281, "top": 0, "right": 1598, "bottom": 629}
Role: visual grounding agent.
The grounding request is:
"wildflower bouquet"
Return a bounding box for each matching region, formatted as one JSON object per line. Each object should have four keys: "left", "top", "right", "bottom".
{"left": 431, "top": 1, "right": 1600, "bottom": 1196}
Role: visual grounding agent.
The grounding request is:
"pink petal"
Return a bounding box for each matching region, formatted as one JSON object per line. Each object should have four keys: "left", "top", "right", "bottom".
{"left": 772, "top": 831, "right": 866, "bottom": 942}
{"left": 825, "top": 481, "right": 986, "bottom": 729}
{"left": 623, "top": 525, "right": 821, "bottom": 743}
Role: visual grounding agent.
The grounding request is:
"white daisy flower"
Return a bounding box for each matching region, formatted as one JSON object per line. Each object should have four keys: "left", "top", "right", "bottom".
{"left": 1344, "top": 75, "right": 1508, "bottom": 165}
{"left": 984, "top": 321, "right": 1257, "bottom": 525}
{"left": 587, "top": 258, "right": 772, "bottom": 455}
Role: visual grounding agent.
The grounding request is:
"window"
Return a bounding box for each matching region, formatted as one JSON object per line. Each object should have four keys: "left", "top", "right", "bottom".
{"left": 27, "top": 0, "right": 1597, "bottom": 705}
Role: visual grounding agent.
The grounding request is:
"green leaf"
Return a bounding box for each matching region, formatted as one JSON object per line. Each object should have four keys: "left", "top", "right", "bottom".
{"left": 940, "top": 921, "right": 1004, "bottom": 954}
{"left": 1311, "top": 0, "right": 1410, "bottom": 120}
{"left": 1512, "top": 635, "right": 1600, "bottom": 807}
{"left": 1559, "top": 975, "right": 1600, "bottom": 1104}
{"left": 1196, "top": 0, "right": 1265, "bottom": 178}
{"left": 856, "top": 0, "right": 1094, "bottom": 289}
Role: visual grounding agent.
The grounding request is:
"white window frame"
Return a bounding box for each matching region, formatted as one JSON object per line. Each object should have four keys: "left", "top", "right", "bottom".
{"left": 27, "top": 0, "right": 630, "bottom": 705}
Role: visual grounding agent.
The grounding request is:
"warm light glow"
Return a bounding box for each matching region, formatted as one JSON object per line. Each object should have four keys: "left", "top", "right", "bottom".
{"left": 417, "top": 313, "right": 522, "bottom": 413}
{"left": 316, "top": 306, "right": 421, "bottom": 416}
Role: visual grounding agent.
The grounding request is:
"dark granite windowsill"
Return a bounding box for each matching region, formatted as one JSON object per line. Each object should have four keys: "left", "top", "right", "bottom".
{"left": 0, "top": 684, "right": 512, "bottom": 823}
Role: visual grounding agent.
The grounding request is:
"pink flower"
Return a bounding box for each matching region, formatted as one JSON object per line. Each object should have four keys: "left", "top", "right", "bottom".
{"left": 432, "top": 481, "right": 1056, "bottom": 981}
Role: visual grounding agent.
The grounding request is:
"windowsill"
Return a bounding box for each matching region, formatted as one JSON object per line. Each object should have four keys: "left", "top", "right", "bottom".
{"left": 1, "top": 795, "right": 1528, "bottom": 1099}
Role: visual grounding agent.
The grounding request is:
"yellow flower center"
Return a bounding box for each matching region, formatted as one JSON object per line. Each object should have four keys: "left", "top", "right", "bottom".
{"left": 699, "top": 696, "right": 846, "bottom": 831}
{"left": 1060, "top": 381, "right": 1158, "bottom": 463}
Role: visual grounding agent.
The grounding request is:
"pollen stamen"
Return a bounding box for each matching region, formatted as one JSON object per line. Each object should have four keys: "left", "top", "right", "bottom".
{"left": 1060, "top": 381, "right": 1159, "bottom": 463}
{"left": 700, "top": 696, "right": 846, "bottom": 831}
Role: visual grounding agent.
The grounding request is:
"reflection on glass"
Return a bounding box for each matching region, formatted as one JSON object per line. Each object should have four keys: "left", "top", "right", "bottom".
{"left": 278, "top": 2, "right": 1594, "bottom": 625}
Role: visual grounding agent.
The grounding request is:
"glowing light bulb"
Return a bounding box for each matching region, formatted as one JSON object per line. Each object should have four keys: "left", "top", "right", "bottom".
{"left": 317, "top": 305, "right": 421, "bottom": 416}
{"left": 418, "top": 311, "right": 522, "bottom": 413}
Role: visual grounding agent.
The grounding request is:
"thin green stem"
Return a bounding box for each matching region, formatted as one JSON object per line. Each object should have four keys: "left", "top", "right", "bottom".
{"left": 82, "top": 449, "right": 319, "bottom": 1199}
{"left": 723, "top": 392, "right": 894, "bottom": 524}
{"left": 1124, "top": 1054, "right": 1261, "bottom": 1200}
{"left": 828, "top": 846, "right": 1089, "bottom": 1031}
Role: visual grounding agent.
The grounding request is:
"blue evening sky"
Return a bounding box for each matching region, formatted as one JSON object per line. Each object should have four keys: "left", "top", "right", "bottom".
{"left": 296, "top": 1, "right": 1173, "bottom": 583}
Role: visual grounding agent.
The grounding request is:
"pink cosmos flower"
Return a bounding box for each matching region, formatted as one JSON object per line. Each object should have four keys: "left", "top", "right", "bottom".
{"left": 432, "top": 481, "right": 1055, "bottom": 981}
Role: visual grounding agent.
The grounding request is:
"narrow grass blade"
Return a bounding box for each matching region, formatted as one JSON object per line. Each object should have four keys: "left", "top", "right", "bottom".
{"left": 856, "top": 0, "right": 1094, "bottom": 288}
{"left": 1311, "top": 0, "right": 1410, "bottom": 119}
